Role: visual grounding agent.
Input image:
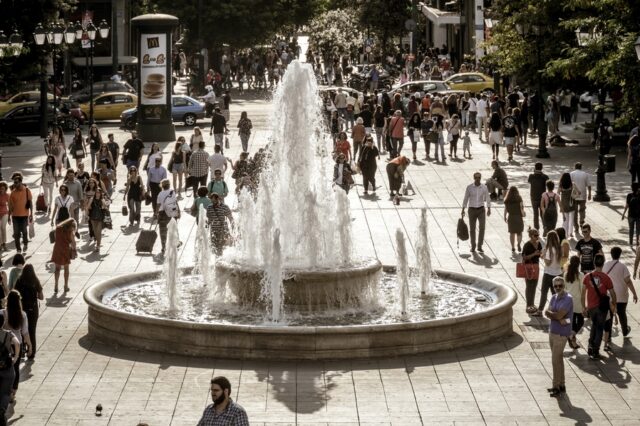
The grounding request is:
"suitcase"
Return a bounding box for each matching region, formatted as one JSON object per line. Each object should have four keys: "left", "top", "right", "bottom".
{"left": 136, "top": 228, "right": 157, "bottom": 254}
{"left": 36, "top": 192, "right": 47, "bottom": 212}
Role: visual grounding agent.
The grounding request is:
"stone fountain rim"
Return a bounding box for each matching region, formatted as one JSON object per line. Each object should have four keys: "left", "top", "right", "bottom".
{"left": 84, "top": 266, "right": 517, "bottom": 333}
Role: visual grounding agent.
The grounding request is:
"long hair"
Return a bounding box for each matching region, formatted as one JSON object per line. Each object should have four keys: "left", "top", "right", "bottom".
{"left": 546, "top": 231, "right": 562, "bottom": 262}
{"left": 504, "top": 186, "right": 522, "bottom": 204}
{"left": 559, "top": 172, "right": 572, "bottom": 190}
{"left": 565, "top": 255, "right": 581, "bottom": 283}
{"left": 45, "top": 155, "right": 56, "bottom": 175}
{"left": 5, "top": 290, "right": 23, "bottom": 330}
{"left": 14, "top": 264, "right": 40, "bottom": 292}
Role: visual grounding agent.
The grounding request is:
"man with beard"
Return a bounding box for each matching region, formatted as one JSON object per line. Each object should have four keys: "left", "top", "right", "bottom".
{"left": 197, "top": 376, "right": 249, "bottom": 425}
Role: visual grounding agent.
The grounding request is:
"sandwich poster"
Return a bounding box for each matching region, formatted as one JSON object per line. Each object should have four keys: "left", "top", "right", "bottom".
{"left": 140, "top": 33, "right": 167, "bottom": 105}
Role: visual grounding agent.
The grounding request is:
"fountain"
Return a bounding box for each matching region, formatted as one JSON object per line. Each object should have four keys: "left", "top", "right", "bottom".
{"left": 85, "top": 60, "right": 516, "bottom": 360}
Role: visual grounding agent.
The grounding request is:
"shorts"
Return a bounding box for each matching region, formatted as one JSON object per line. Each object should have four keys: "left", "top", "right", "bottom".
{"left": 172, "top": 163, "right": 185, "bottom": 173}
{"left": 504, "top": 136, "right": 515, "bottom": 146}
{"left": 489, "top": 131, "right": 502, "bottom": 145}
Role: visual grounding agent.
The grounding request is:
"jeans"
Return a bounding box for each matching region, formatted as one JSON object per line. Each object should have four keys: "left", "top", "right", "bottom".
{"left": 128, "top": 199, "right": 141, "bottom": 224}
{"left": 476, "top": 116, "right": 488, "bottom": 139}
{"left": 628, "top": 217, "right": 640, "bottom": 245}
{"left": 525, "top": 278, "right": 539, "bottom": 307}
{"left": 549, "top": 332, "right": 568, "bottom": 388}
{"left": 190, "top": 175, "right": 207, "bottom": 196}
{"left": 240, "top": 133, "right": 250, "bottom": 152}
{"left": 90, "top": 150, "right": 98, "bottom": 171}
{"left": 467, "top": 207, "right": 486, "bottom": 250}
{"left": 158, "top": 212, "right": 171, "bottom": 251}
{"left": 375, "top": 127, "right": 384, "bottom": 151}
{"left": 486, "top": 178, "right": 505, "bottom": 196}
{"left": 538, "top": 273, "right": 557, "bottom": 311}
{"left": 461, "top": 110, "right": 469, "bottom": 128}
{"left": 24, "top": 306, "right": 38, "bottom": 357}
{"left": 433, "top": 141, "right": 445, "bottom": 162}
{"left": 617, "top": 302, "right": 629, "bottom": 334}
{"left": 362, "top": 167, "right": 376, "bottom": 192}
{"left": 588, "top": 308, "right": 607, "bottom": 354}
{"left": 390, "top": 138, "right": 402, "bottom": 158}
{"left": 11, "top": 216, "right": 28, "bottom": 251}
{"left": 149, "top": 182, "right": 161, "bottom": 214}
{"left": 531, "top": 199, "right": 541, "bottom": 230}
{"left": 468, "top": 111, "right": 477, "bottom": 130}
{"left": 573, "top": 200, "right": 586, "bottom": 232}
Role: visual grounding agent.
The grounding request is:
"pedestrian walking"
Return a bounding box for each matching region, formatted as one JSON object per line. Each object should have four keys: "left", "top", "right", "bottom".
{"left": 582, "top": 254, "right": 616, "bottom": 360}
{"left": 388, "top": 110, "right": 404, "bottom": 158}
{"left": 70, "top": 128, "right": 86, "bottom": 168}
{"left": 503, "top": 186, "right": 525, "bottom": 253}
{"left": 558, "top": 172, "right": 578, "bottom": 238}
{"left": 87, "top": 188, "right": 108, "bottom": 252}
{"left": 8, "top": 173, "right": 33, "bottom": 255}
{"left": 407, "top": 113, "right": 421, "bottom": 161}
{"left": 358, "top": 137, "right": 379, "bottom": 195}
{"left": 622, "top": 182, "right": 640, "bottom": 246}
{"left": 157, "top": 180, "right": 180, "bottom": 255}
{"left": 540, "top": 230, "right": 563, "bottom": 312}
{"left": 540, "top": 180, "right": 558, "bottom": 237}
{"left": 50, "top": 184, "right": 74, "bottom": 226}
{"left": 488, "top": 112, "right": 502, "bottom": 161}
{"left": 544, "top": 276, "right": 573, "bottom": 397}
{"left": 522, "top": 228, "right": 543, "bottom": 315}
{"left": 0, "top": 183, "right": 9, "bottom": 252}
{"left": 0, "top": 324, "right": 20, "bottom": 424}
{"left": 123, "top": 167, "right": 145, "bottom": 227}
{"left": 461, "top": 172, "right": 491, "bottom": 253}
{"left": 122, "top": 131, "right": 145, "bottom": 170}
{"left": 462, "top": 131, "right": 472, "bottom": 159}
{"left": 13, "top": 264, "right": 42, "bottom": 360}
{"left": 147, "top": 157, "right": 167, "bottom": 217}
{"left": 575, "top": 224, "right": 603, "bottom": 273}
{"left": 206, "top": 193, "right": 234, "bottom": 256}
{"left": 2, "top": 290, "right": 33, "bottom": 404}
{"left": 570, "top": 163, "right": 591, "bottom": 234}
{"left": 50, "top": 218, "right": 77, "bottom": 293}
{"left": 564, "top": 255, "right": 585, "bottom": 349}
{"left": 87, "top": 125, "right": 103, "bottom": 172}
{"left": 168, "top": 140, "right": 186, "bottom": 197}
{"left": 334, "top": 154, "right": 354, "bottom": 194}
{"left": 446, "top": 114, "right": 461, "bottom": 159}
{"left": 41, "top": 156, "right": 57, "bottom": 214}
{"left": 606, "top": 247, "right": 637, "bottom": 339}
{"left": 237, "top": 112, "right": 253, "bottom": 153}
{"left": 528, "top": 163, "right": 549, "bottom": 231}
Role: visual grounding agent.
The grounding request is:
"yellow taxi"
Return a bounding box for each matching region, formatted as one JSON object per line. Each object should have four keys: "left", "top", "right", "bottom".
{"left": 0, "top": 91, "right": 54, "bottom": 115}
{"left": 444, "top": 72, "right": 494, "bottom": 93}
{"left": 80, "top": 92, "right": 138, "bottom": 121}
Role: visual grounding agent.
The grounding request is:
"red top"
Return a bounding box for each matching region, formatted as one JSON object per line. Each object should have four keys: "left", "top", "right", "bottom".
{"left": 582, "top": 271, "right": 613, "bottom": 309}
{"left": 335, "top": 140, "right": 351, "bottom": 159}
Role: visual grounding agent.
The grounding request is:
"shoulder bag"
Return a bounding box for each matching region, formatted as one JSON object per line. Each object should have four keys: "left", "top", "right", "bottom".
{"left": 589, "top": 273, "right": 611, "bottom": 312}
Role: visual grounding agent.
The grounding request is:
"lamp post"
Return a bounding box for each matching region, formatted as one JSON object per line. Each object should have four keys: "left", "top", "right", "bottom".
{"left": 516, "top": 22, "right": 549, "bottom": 158}
{"left": 577, "top": 28, "right": 609, "bottom": 202}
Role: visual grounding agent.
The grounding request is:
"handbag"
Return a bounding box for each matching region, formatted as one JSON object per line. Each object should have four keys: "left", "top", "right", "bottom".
{"left": 224, "top": 136, "right": 230, "bottom": 149}
{"left": 144, "top": 191, "right": 152, "bottom": 206}
{"left": 103, "top": 210, "right": 113, "bottom": 229}
{"left": 413, "top": 129, "right": 421, "bottom": 141}
{"left": 75, "top": 149, "right": 84, "bottom": 158}
{"left": 457, "top": 217, "right": 469, "bottom": 241}
{"left": 516, "top": 262, "right": 539, "bottom": 280}
{"left": 122, "top": 205, "right": 128, "bottom": 216}
{"left": 49, "top": 229, "right": 56, "bottom": 244}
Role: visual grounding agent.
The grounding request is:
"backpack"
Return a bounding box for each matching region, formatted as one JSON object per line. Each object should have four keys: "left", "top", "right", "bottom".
{"left": 163, "top": 191, "right": 179, "bottom": 217}
{"left": 57, "top": 197, "right": 70, "bottom": 222}
{"left": 0, "top": 330, "right": 13, "bottom": 370}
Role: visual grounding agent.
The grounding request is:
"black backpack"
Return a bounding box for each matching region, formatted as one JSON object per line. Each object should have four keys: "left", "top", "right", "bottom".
{"left": 57, "top": 197, "right": 70, "bottom": 222}
{"left": 0, "top": 330, "right": 13, "bottom": 370}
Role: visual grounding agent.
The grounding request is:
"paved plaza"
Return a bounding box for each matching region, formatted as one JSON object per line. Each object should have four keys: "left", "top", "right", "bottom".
{"left": 2, "top": 96, "right": 639, "bottom": 425}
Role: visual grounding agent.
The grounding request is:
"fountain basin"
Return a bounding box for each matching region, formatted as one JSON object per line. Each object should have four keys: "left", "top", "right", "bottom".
{"left": 84, "top": 268, "right": 517, "bottom": 360}
{"left": 216, "top": 258, "right": 382, "bottom": 310}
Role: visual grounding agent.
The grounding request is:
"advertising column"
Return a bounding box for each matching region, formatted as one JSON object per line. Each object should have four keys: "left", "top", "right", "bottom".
{"left": 131, "top": 14, "right": 178, "bottom": 142}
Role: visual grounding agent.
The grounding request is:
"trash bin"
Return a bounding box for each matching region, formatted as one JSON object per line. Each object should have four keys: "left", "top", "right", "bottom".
{"left": 604, "top": 154, "right": 616, "bottom": 173}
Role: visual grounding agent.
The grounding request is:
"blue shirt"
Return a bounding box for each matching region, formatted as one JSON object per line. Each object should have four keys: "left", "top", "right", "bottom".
{"left": 549, "top": 293, "right": 573, "bottom": 336}
{"left": 147, "top": 166, "right": 167, "bottom": 184}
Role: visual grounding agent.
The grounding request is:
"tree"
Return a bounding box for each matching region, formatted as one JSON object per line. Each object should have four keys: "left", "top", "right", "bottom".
{"left": 0, "top": 0, "right": 77, "bottom": 91}
{"left": 357, "top": 0, "right": 410, "bottom": 55}
{"left": 307, "top": 9, "right": 363, "bottom": 62}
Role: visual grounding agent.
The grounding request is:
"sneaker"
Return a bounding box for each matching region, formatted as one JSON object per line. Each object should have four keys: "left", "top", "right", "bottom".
{"left": 477, "top": 247, "right": 484, "bottom": 253}
{"left": 624, "top": 326, "right": 631, "bottom": 337}
{"left": 604, "top": 344, "right": 613, "bottom": 353}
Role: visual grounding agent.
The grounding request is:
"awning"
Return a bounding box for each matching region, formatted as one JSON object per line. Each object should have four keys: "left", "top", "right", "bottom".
{"left": 418, "top": 2, "right": 462, "bottom": 26}
{"left": 71, "top": 56, "right": 138, "bottom": 67}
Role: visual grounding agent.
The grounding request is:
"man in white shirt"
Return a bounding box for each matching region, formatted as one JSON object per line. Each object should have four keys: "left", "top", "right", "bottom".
{"left": 570, "top": 162, "right": 592, "bottom": 235}
{"left": 476, "top": 94, "right": 489, "bottom": 141}
{"left": 468, "top": 94, "right": 478, "bottom": 131}
{"left": 606, "top": 247, "right": 637, "bottom": 342}
{"left": 334, "top": 89, "right": 347, "bottom": 119}
{"left": 461, "top": 172, "right": 491, "bottom": 253}
{"left": 208, "top": 144, "right": 230, "bottom": 178}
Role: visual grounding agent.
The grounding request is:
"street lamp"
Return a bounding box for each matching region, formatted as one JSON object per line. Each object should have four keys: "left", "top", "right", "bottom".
{"left": 33, "top": 23, "right": 50, "bottom": 138}
{"left": 576, "top": 28, "right": 610, "bottom": 201}
{"left": 84, "top": 19, "right": 110, "bottom": 124}
{"left": 516, "top": 22, "right": 549, "bottom": 158}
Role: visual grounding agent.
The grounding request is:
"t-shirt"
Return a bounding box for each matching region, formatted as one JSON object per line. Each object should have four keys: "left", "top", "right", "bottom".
{"left": 548, "top": 293, "right": 573, "bottom": 336}
{"left": 527, "top": 172, "right": 549, "bottom": 202}
{"left": 502, "top": 115, "right": 517, "bottom": 137}
{"left": 336, "top": 140, "right": 351, "bottom": 158}
{"left": 564, "top": 272, "right": 584, "bottom": 313}
{"left": 208, "top": 154, "right": 228, "bottom": 176}
{"left": 359, "top": 110, "right": 373, "bottom": 128}
{"left": 582, "top": 271, "right": 613, "bottom": 310}
{"left": 603, "top": 260, "right": 631, "bottom": 303}
{"left": 569, "top": 170, "right": 590, "bottom": 201}
{"left": 522, "top": 240, "right": 543, "bottom": 264}
{"left": 575, "top": 238, "right": 603, "bottom": 272}
{"left": 543, "top": 247, "right": 563, "bottom": 276}
{"left": 124, "top": 138, "right": 144, "bottom": 161}
{"left": 476, "top": 99, "right": 488, "bottom": 117}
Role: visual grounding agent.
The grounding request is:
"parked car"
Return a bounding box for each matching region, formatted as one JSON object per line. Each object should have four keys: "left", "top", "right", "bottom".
{"left": 120, "top": 95, "right": 205, "bottom": 129}
{"left": 80, "top": 92, "right": 138, "bottom": 121}
{"left": 69, "top": 80, "right": 136, "bottom": 103}
{"left": 389, "top": 80, "right": 451, "bottom": 98}
{"left": 444, "top": 72, "right": 494, "bottom": 93}
{"left": 0, "top": 91, "right": 54, "bottom": 115}
{"left": 59, "top": 99, "right": 84, "bottom": 130}
{"left": 0, "top": 103, "right": 68, "bottom": 135}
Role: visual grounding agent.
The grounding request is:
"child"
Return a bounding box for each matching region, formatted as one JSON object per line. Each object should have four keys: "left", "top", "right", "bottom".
{"left": 462, "top": 131, "right": 472, "bottom": 159}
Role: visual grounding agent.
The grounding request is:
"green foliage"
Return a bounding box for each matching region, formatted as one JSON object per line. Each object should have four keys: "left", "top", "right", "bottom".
{"left": 0, "top": 0, "right": 77, "bottom": 88}
{"left": 357, "top": 0, "right": 410, "bottom": 53}
{"left": 308, "top": 9, "right": 363, "bottom": 61}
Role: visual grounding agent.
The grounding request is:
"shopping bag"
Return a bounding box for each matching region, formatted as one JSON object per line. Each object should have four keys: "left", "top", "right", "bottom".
{"left": 457, "top": 217, "right": 469, "bottom": 241}
{"left": 516, "top": 263, "right": 539, "bottom": 280}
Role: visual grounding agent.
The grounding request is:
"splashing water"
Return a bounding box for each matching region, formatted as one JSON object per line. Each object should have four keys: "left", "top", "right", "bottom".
{"left": 260, "top": 229, "right": 284, "bottom": 322}
{"left": 195, "top": 206, "right": 213, "bottom": 297}
{"left": 335, "top": 188, "right": 352, "bottom": 265}
{"left": 396, "top": 228, "right": 410, "bottom": 315}
{"left": 164, "top": 218, "right": 180, "bottom": 311}
{"left": 231, "top": 60, "right": 352, "bottom": 269}
{"left": 416, "top": 208, "right": 434, "bottom": 296}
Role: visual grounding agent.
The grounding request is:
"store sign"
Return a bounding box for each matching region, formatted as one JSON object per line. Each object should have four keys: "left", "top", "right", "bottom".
{"left": 140, "top": 33, "right": 167, "bottom": 105}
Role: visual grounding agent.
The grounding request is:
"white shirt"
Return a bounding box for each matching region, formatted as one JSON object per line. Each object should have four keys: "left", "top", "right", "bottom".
{"left": 334, "top": 93, "right": 347, "bottom": 109}
{"left": 603, "top": 260, "right": 631, "bottom": 303}
{"left": 157, "top": 189, "right": 179, "bottom": 218}
{"left": 203, "top": 91, "right": 216, "bottom": 105}
{"left": 208, "top": 153, "right": 228, "bottom": 176}
{"left": 468, "top": 97, "right": 477, "bottom": 112}
{"left": 462, "top": 183, "right": 490, "bottom": 209}
{"left": 570, "top": 169, "right": 590, "bottom": 201}
{"left": 476, "top": 99, "right": 488, "bottom": 117}
{"left": 543, "top": 248, "right": 563, "bottom": 276}
{"left": 55, "top": 195, "right": 74, "bottom": 208}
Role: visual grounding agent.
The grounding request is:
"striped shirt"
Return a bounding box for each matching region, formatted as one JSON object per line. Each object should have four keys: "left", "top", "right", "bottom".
{"left": 206, "top": 202, "right": 232, "bottom": 234}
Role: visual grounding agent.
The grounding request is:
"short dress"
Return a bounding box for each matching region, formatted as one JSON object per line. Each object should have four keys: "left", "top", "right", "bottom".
{"left": 504, "top": 198, "right": 524, "bottom": 234}
{"left": 50, "top": 227, "right": 73, "bottom": 266}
